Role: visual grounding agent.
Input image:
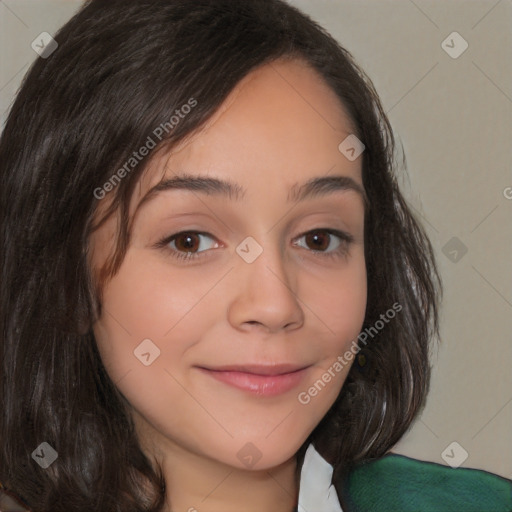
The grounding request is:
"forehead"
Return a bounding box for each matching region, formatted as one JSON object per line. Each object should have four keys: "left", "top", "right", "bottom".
{"left": 131, "top": 57, "right": 361, "bottom": 214}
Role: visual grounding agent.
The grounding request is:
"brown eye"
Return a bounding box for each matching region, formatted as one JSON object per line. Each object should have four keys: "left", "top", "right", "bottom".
{"left": 173, "top": 232, "right": 201, "bottom": 253}
{"left": 293, "top": 228, "right": 354, "bottom": 261}
{"left": 303, "top": 230, "right": 331, "bottom": 251}
{"left": 156, "top": 231, "right": 220, "bottom": 262}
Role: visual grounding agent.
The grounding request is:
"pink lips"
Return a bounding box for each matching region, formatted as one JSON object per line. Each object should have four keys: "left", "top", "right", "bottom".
{"left": 197, "top": 364, "right": 309, "bottom": 396}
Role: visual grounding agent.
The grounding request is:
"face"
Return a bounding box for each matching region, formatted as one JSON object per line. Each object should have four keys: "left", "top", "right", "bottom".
{"left": 89, "top": 58, "right": 367, "bottom": 471}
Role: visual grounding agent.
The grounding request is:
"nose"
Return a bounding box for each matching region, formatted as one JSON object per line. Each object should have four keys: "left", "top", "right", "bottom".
{"left": 227, "top": 241, "right": 305, "bottom": 335}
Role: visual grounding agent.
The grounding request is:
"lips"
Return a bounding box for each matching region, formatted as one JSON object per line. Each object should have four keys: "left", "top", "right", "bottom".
{"left": 196, "top": 363, "right": 311, "bottom": 396}
{"left": 200, "top": 363, "right": 309, "bottom": 376}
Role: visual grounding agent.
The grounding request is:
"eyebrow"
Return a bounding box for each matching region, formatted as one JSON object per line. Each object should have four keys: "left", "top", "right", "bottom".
{"left": 136, "top": 172, "right": 367, "bottom": 212}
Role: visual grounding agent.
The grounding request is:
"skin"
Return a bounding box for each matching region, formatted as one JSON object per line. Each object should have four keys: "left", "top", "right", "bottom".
{"left": 89, "top": 57, "right": 367, "bottom": 512}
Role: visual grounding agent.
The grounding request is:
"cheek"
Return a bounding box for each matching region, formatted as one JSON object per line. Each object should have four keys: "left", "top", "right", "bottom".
{"left": 296, "top": 252, "right": 367, "bottom": 409}
{"left": 92, "top": 249, "right": 218, "bottom": 383}
{"left": 309, "top": 250, "right": 367, "bottom": 350}
{"left": 91, "top": 249, "right": 224, "bottom": 449}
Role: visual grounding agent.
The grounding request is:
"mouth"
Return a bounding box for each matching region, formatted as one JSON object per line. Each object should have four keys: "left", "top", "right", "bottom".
{"left": 196, "top": 364, "right": 311, "bottom": 396}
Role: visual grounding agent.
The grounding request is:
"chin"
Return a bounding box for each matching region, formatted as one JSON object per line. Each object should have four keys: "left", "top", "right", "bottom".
{"left": 219, "top": 433, "right": 310, "bottom": 472}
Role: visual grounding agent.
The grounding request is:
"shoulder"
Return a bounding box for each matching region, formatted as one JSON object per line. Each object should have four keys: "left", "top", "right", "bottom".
{"left": 336, "top": 452, "right": 512, "bottom": 512}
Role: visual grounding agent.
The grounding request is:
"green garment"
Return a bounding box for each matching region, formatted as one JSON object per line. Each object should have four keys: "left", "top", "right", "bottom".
{"left": 338, "top": 453, "right": 512, "bottom": 512}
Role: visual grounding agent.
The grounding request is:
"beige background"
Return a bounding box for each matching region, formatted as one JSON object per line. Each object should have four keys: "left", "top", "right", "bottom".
{"left": 1, "top": 0, "right": 510, "bottom": 478}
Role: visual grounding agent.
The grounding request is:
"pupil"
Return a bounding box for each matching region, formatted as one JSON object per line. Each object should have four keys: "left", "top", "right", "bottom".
{"left": 309, "top": 231, "right": 327, "bottom": 250}
{"left": 178, "top": 234, "right": 197, "bottom": 252}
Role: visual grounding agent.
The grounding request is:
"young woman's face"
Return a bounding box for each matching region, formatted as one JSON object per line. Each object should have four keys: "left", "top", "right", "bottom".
{"left": 90, "top": 58, "right": 367, "bottom": 471}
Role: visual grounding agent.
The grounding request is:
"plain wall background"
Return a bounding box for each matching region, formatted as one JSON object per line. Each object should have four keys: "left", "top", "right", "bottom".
{"left": 1, "top": 0, "right": 511, "bottom": 479}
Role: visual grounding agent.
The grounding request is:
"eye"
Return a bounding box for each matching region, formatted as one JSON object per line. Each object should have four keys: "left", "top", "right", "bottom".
{"left": 156, "top": 231, "right": 219, "bottom": 262}
{"left": 155, "top": 228, "right": 354, "bottom": 264}
{"left": 293, "top": 228, "right": 354, "bottom": 260}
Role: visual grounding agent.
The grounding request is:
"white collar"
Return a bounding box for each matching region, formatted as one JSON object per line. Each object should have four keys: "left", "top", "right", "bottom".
{"left": 297, "top": 443, "right": 344, "bottom": 512}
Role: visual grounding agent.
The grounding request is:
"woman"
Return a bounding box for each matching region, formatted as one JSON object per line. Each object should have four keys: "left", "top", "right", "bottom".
{"left": 1, "top": 1, "right": 510, "bottom": 511}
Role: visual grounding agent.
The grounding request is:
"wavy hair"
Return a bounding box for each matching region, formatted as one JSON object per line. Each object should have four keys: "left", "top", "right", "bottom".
{"left": 0, "top": 0, "right": 441, "bottom": 510}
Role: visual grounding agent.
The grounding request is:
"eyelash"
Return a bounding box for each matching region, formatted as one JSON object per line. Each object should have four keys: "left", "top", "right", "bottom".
{"left": 155, "top": 228, "right": 354, "bottom": 263}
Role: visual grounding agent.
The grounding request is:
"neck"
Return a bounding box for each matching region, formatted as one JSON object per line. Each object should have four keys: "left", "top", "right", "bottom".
{"left": 160, "top": 445, "right": 299, "bottom": 512}
{"left": 133, "top": 412, "right": 300, "bottom": 512}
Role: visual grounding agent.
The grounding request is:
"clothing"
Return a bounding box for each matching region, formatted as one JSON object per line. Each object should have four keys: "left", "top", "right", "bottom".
{"left": 298, "top": 443, "right": 512, "bottom": 512}
{"left": 298, "top": 443, "right": 344, "bottom": 511}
